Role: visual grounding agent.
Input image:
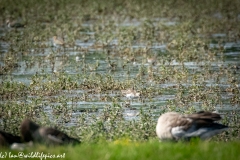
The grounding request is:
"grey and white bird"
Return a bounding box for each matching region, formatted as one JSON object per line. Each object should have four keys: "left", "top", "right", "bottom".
{"left": 156, "top": 111, "right": 228, "bottom": 141}
{"left": 20, "top": 119, "right": 80, "bottom": 145}
{"left": 121, "top": 88, "right": 140, "bottom": 99}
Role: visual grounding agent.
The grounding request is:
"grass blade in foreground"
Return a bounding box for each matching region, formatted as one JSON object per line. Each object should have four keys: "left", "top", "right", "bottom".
{"left": 1, "top": 140, "right": 240, "bottom": 160}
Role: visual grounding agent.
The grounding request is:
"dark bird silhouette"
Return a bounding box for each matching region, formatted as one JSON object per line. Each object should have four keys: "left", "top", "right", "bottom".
{"left": 0, "top": 130, "right": 22, "bottom": 147}
{"left": 20, "top": 119, "right": 80, "bottom": 145}
{"left": 156, "top": 111, "right": 228, "bottom": 141}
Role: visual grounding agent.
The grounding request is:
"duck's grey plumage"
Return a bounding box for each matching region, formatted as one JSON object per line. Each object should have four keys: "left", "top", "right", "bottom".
{"left": 20, "top": 119, "right": 80, "bottom": 145}
{"left": 156, "top": 111, "right": 228, "bottom": 141}
{"left": 0, "top": 130, "right": 22, "bottom": 147}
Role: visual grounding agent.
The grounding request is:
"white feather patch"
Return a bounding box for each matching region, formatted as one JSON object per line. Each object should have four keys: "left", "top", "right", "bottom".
{"left": 171, "top": 126, "right": 186, "bottom": 139}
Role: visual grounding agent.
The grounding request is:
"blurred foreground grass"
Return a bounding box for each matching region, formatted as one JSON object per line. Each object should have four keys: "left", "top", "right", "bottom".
{"left": 1, "top": 139, "right": 240, "bottom": 160}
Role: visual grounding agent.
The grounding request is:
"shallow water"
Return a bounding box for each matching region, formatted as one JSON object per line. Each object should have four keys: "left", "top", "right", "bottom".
{"left": 0, "top": 18, "right": 240, "bottom": 127}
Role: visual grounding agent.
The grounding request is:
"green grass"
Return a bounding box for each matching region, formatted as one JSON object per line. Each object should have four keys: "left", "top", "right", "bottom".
{"left": 0, "top": 0, "right": 240, "bottom": 158}
{"left": 1, "top": 140, "right": 240, "bottom": 160}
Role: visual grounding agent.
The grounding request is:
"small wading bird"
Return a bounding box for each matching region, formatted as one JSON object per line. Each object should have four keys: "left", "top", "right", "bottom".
{"left": 156, "top": 111, "right": 228, "bottom": 141}
{"left": 20, "top": 119, "right": 80, "bottom": 145}
{"left": 52, "top": 36, "right": 65, "bottom": 47}
{"left": 147, "top": 57, "right": 157, "bottom": 65}
{"left": 121, "top": 88, "right": 140, "bottom": 99}
{"left": 6, "top": 19, "right": 25, "bottom": 28}
{"left": 0, "top": 130, "right": 22, "bottom": 147}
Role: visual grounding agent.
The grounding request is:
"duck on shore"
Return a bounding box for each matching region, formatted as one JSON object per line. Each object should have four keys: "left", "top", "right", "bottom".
{"left": 0, "top": 130, "right": 22, "bottom": 147}
{"left": 156, "top": 111, "right": 228, "bottom": 141}
{"left": 20, "top": 119, "right": 80, "bottom": 145}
